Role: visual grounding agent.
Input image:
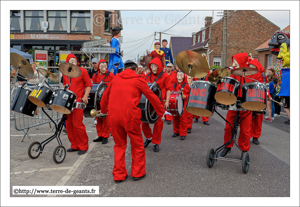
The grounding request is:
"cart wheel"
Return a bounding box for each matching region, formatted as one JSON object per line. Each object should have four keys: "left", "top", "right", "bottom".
{"left": 53, "top": 146, "right": 66, "bottom": 164}
{"left": 28, "top": 141, "right": 42, "bottom": 159}
{"left": 242, "top": 152, "right": 250, "bottom": 174}
{"left": 206, "top": 148, "right": 215, "bottom": 168}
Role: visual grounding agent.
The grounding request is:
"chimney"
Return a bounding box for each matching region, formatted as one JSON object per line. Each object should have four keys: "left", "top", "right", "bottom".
{"left": 205, "top": 16, "right": 213, "bottom": 28}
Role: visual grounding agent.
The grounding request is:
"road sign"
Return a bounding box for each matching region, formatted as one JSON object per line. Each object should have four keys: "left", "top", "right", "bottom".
{"left": 82, "top": 39, "right": 107, "bottom": 48}
{"left": 81, "top": 47, "right": 116, "bottom": 53}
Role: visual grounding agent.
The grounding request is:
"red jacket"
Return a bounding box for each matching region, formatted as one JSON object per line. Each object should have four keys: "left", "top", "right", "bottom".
{"left": 91, "top": 64, "right": 115, "bottom": 84}
{"left": 62, "top": 54, "right": 93, "bottom": 102}
{"left": 100, "top": 69, "right": 165, "bottom": 116}
{"left": 246, "top": 59, "right": 265, "bottom": 83}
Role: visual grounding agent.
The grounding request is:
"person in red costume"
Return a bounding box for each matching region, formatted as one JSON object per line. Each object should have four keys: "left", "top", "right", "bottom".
{"left": 143, "top": 57, "right": 172, "bottom": 152}
{"left": 92, "top": 59, "right": 114, "bottom": 144}
{"left": 186, "top": 75, "right": 194, "bottom": 133}
{"left": 220, "top": 52, "right": 252, "bottom": 158}
{"left": 149, "top": 42, "right": 166, "bottom": 66}
{"left": 62, "top": 54, "right": 93, "bottom": 155}
{"left": 164, "top": 63, "right": 174, "bottom": 124}
{"left": 100, "top": 60, "right": 165, "bottom": 183}
{"left": 171, "top": 71, "right": 191, "bottom": 140}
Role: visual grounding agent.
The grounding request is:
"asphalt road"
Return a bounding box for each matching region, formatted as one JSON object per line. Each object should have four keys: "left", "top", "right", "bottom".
{"left": 10, "top": 108, "right": 290, "bottom": 198}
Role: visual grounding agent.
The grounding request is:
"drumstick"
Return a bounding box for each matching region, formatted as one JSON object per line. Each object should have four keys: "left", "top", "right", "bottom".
{"left": 271, "top": 98, "right": 283, "bottom": 106}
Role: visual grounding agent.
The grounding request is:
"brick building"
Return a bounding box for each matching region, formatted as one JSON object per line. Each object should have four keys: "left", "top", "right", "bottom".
{"left": 10, "top": 10, "right": 122, "bottom": 66}
{"left": 189, "top": 10, "right": 280, "bottom": 67}
{"left": 169, "top": 37, "right": 192, "bottom": 62}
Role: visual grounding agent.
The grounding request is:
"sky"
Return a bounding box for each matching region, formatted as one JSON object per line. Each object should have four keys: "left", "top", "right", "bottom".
{"left": 119, "top": 10, "right": 290, "bottom": 61}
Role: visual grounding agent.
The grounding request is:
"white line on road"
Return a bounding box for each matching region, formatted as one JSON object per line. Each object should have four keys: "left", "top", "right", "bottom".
{"left": 10, "top": 131, "right": 94, "bottom": 137}
{"left": 11, "top": 166, "right": 74, "bottom": 175}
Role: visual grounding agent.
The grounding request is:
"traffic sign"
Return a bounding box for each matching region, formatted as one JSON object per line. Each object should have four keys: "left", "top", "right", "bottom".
{"left": 81, "top": 47, "right": 116, "bottom": 53}
{"left": 82, "top": 39, "right": 107, "bottom": 48}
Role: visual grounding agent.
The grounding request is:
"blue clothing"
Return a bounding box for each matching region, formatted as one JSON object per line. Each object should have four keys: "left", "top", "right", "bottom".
{"left": 108, "top": 37, "right": 124, "bottom": 75}
{"left": 269, "top": 82, "right": 275, "bottom": 94}
{"left": 271, "top": 93, "right": 276, "bottom": 118}
{"left": 160, "top": 47, "right": 173, "bottom": 65}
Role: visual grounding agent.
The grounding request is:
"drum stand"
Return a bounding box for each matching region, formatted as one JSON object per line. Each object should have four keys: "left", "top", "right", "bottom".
{"left": 206, "top": 107, "right": 252, "bottom": 173}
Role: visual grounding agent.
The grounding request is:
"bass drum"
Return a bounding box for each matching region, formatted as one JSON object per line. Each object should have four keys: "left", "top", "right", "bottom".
{"left": 11, "top": 86, "right": 37, "bottom": 117}
{"left": 83, "top": 83, "right": 107, "bottom": 117}
{"left": 137, "top": 83, "right": 162, "bottom": 124}
{"left": 167, "top": 92, "right": 183, "bottom": 116}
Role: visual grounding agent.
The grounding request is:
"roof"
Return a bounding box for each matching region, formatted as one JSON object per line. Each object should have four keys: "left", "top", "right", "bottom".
{"left": 189, "top": 39, "right": 209, "bottom": 50}
{"left": 170, "top": 36, "right": 192, "bottom": 58}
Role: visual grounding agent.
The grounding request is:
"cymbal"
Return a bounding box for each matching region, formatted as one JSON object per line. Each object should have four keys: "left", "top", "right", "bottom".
{"left": 59, "top": 63, "right": 81, "bottom": 78}
{"left": 176, "top": 50, "right": 209, "bottom": 78}
{"left": 208, "top": 68, "right": 231, "bottom": 84}
{"left": 38, "top": 67, "right": 59, "bottom": 82}
{"left": 231, "top": 67, "right": 258, "bottom": 76}
{"left": 10, "top": 53, "right": 34, "bottom": 78}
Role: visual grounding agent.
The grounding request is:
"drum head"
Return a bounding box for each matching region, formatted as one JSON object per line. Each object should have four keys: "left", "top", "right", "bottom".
{"left": 177, "top": 93, "right": 184, "bottom": 115}
{"left": 50, "top": 105, "right": 72, "bottom": 114}
{"left": 28, "top": 96, "right": 45, "bottom": 108}
{"left": 241, "top": 102, "right": 266, "bottom": 111}
{"left": 215, "top": 91, "right": 237, "bottom": 105}
{"left": 186, "top": 107, "right": 214, "bottom": 117}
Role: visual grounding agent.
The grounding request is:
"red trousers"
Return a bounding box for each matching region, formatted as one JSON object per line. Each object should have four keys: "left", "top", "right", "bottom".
{"left": 194, "top": 115, "right": 209, "bottom": 122}
{"left": 187, "top": 112, "right": 193, "bottom": 129}
{"left": 96, "top": 116, "right": 110, "bottom": 138}
{"left": 109, "top": 109, "right": 146, "bottom": 180}
{"left": 250, "top": 112, "right": 263, "bottom": 139}
{"left": 142, "top": 116, "right": 163, "bottom": 145}
{"left": 173, "top": 110, "right": 188, "bottom": 136}
{"left": 224, "top": 110, "right": 252, "bottom": 151}
{"left": 66, "top": 109, "right": 89, "bottom": 151}
{"left": 165, "top": 114, "right": 173, "bottom": 121}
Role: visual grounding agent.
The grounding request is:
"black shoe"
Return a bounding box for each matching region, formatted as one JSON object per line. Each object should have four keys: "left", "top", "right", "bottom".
{"left": 220, "top": 147, "right": 231, "bottom": 157}
{"left": 114, "top": 175, "right": 128, "bottom": 183}
{"left": 102, "top": 138, "right": 108, "bottom": 144}
{"left": 144, "top": 139, "right": 151, "bottom": 148}
{"left": 194, "top": 118, "right": 198, "bottom": 123}
{"left": 93, "top": 137, "right": 103, "bottom": 142}
{"left": 187, "top": 128, "right": 192, "bottom": 134}
{"left": 180, "top": 136, "right": 186, "bottom": 140}
{"left": 252, "top": 137, "right": 260, "bottom": 145}
{"left": 284, "top": 120, "right": 290, "bottom": 125}
{"left": 67, "top": 148, "right": 79, "bottom": 152}
{"left": 78, "top": 150, "right": 87, "bottom": 155}
{"left": 133, "top": 174, "right": 146, "bottom": 181}
{"left": 167, "top": 120, "right": 172, "bottom": 125}
{"left": 172, "top": 133, "right": 180, "bottom": 137}
{"left": 153, "top": 144, "right": 159, "bottom": 152}
{"left": 203, "top": 121, "right": 209, "bottom": 125}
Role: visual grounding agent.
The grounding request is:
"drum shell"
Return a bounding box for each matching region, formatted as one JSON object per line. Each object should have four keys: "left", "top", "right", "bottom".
{"left": 167, "top": 92, "right": 183, "bottom": 116}
{"left": 186, "top": 81, "right": 216, "bottom": 117}
{"left": 49, "top": 89, "right": 77, "bottom": 114}
{"left": 28, "top": 85, "right": 53, "bottom": 108}
{"left": 11, "top": 86, "right": 37, "bottom": 117}
{"left": 215, "top": 77, "right": 240, "bottom": 105}
{"left": 241, "top": 82, "right": 268, "bottom": 111}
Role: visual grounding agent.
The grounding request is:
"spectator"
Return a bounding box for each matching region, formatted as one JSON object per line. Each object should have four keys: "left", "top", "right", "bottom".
{"left": 27, "top": 62, "right": 40, "bottom": 86}
{"left": 265, "top": 69, "right": 276, "bottom": 122}
{"left": 88, "top": 58, "right": 98, "bottom": 79}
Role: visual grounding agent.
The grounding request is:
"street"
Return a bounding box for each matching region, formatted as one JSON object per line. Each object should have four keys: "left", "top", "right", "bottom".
{"left": 10, "top": 108, "right": 290, "bottom": 197}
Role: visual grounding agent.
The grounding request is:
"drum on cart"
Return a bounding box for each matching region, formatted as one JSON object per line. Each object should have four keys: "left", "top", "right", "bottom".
{"left": 214, "top": 77, "right": 240, "bottom": 105}
{"left": 83, "top": 83, "right": 107, "bottom": 117}
{"left": 241, "top": 82, "right": 268, "bottom": 111}
{"left": 49, "top": 89, "right": 77, "bottom": 114}
{"left": 167, "top": 92, "right": 184, "bottom": 116}
{"left": 186, "top": 80, "right": 216, "bottom": 117}
{"left": 11, "top": 86, "right": 37, "bottom": 117}
{"left": 137, "top": 83, "right": 162, "bottom": 124}
{"left": 28, "top": 83, "right": 53, "bottom": 107}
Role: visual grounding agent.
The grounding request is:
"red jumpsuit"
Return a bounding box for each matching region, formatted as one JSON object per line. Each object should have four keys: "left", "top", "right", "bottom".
{"left": 165, "top": 71, "right": 174, "bottom": 122}
{"left": 92, "top": 62, "right": 115, "bottom": 139}
{"left": 142, "top": 58, "right": 172, "bottom": 145}
{"left": 62, "top": 54, "right": 93, "bottom": 151}
{"left": 100, "top": 69, "right": 165, "bottom": 180}
{"left": 223, "top": 53, "right": 252, "bottom": 152}
{"left": 172, "top": 77, "right": 190, "bottom": 136}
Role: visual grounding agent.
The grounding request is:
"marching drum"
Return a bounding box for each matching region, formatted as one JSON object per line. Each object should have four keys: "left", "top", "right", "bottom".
{"left": 214, "top": 77, "right": 240, "bottom": 105}
{"left": 241, "top": 82, "right": 268, "bottom": 111}
{"left": 11, "top": 86, "right": 37, "bottom": 117}
{"left": 228, "top": 99, "right": 246, "bottom": 111}
{"left": 83, "top": 83, "right": 107, "bottom": 117}
{"left": 49, "top": 89, "right": 77, "bottom": 114}
{"left": 167, "top": 92, "right": 184, "bottom": 116}
{"left": 186, "top": 80, "right": 216, "bottom": 117}
{"left": 137, "top": 83, "right": 162, "bottom": 124}
{"left": 28, "top": 84, "right": 54, "bottom": 108}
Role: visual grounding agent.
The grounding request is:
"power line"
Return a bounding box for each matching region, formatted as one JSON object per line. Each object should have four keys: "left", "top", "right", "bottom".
{"left": 122, "top": 33, "right": 154, "bottom": 44}
{"left": 122, "top": 34, "right": 154, "bottom": 49}
{"left": 161, "top": 32, "right": 186, "bottom": 37}
{"left": 162, "top": 11, "right": 192, "bottom": 33}
{"left": 125, "top": 35, "right": 154, "bottom": 56}
{"left": 148, "top": 34, "right": 155, "bottom": 51}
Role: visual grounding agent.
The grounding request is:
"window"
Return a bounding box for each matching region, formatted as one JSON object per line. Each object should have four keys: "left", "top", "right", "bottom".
{"left": 25, "top": 11, "right": 44, "bottom": 31}
{"left": 267, "top": 54, "right": 273, "bottom": 68}
{"left": 48, "top": 11, "right": 67, "bottom": 31}
{"left": 213, "top": 57, "right": 221, "bottom": 66}
{"left": 202, "top": 29, "right": 206, "bottom": 42}
{"left": 105, "top": 11, "right": 111, "bottom": 33}
{"left": 32, "top": 45, "right": 43, "bottom": 50}
{"left": 192, "top": 34, "right": 196, "bottom": 45}
{"left": 10, "top": 10, "right": 21, "bottom": 31}
{"left": 71, "top": 11, "right": 90, "bottom": 32}
{"left": 44, "top": 46, "right": 55, "bottom": 50}
{"left": 198, "top": 34, "right": 200, "bottom": 43}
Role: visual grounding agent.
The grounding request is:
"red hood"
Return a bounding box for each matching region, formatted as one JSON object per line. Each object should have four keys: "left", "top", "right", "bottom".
{"left": 66, "top": 54, "right": 79, "bottom": 66}
{"left": 248, "top": 59, "right": 265, "bottom": 73}
{"left": 118, "top": 68, "right": 141, "bottom": 79}
{"left": 232, "top": 52, "right": 249, "bottom": 68}
{"left": 98, "top": 60, "right": 109, "bottom": 73}
{"left": 148, "top": 57, "right": 163, "bottom": 75}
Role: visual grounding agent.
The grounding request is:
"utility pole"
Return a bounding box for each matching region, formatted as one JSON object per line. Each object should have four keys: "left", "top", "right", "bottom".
{"left": 159, "top": 32, "right": 162, "bottom": 45}
{"left": 221, "top": 10, "right": 228, "bottom": 68}
{"left": 207, "top": 11, "right": 214, "bottom": 68}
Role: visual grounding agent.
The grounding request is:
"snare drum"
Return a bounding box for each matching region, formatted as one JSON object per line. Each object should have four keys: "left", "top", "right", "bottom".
{"left": 137, "top": 83, "right": 162, "bottom": 124}
{"left": 167, "top": 92, "right": 184, "bottom": 116}
{"left": 49, "top": 89, "right": 77, "bottom": 114}
{"left": 215, "top": 77, "right": 240, "bottom": 105}
{"left": 28, "top": 83, "right": 53, "bottom": 107}
{"left": 186, "top": 80, "right": 216, "bottom": 117}
{"left": 11, "top": 86, "right": 37, "bottom": 117}
{"left": 241, "top": 82, "right": 268, "bottom": 111}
